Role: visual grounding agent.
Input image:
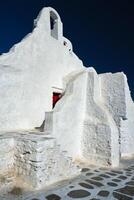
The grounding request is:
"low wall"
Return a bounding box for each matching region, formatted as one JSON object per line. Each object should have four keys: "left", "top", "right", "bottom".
{"left": 0, "top": 135, "right": 14, "bottom": 173}
{"left": 0, "top": 132, "right": 79, "bottom": 190}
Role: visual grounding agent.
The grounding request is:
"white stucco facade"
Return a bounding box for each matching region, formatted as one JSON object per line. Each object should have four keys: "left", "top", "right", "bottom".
{"left": 48, "top": 69, "right": 120, "bottom": 167}
{"left": 120, "top": 76, "right": 134, "bottom": 157}
{"left": 0, "top": 7, "right": 83, "bottom": 132}
{"left": 48, "top": 69, "right": 134, "bottom": 167}
{"left": 0, "top": 6, "right": 134, "bottom": 190}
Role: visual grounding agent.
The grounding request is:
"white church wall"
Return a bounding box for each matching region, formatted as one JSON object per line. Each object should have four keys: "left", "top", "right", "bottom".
{"left": 82, "top": 69, "right": 119, "bottom": 167}
{"left": 51, "top": 70, "right": 87, "bottom": 159}
{"left": 100, "top": 72, "right": 134, "bottom": 157}
{"left": 0, "top": 5, "right": 134, "bottom": 172}
{"left": 120, "top": 75, "right": 134, "bottom": 157}
{"left": 49, "top": 68, "right": 119, "bottom": 167}
{"left": 99, "top": 72, "right": 127, "bottom": 129}
{"left": 0, "top": 7, "right": 84, "bottom": 132}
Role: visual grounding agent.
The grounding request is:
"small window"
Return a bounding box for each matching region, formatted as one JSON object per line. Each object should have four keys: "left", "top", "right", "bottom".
{"left": 63, "top": 41, "right": 67, "bottom": 46}
{"left": 50, "top": 11, "right": 58, "bottom": 39}
{"left": 50, "top": 16, "right": 55, "bottom": 30}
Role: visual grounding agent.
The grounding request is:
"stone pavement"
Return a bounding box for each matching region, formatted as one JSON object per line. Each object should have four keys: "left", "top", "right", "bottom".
{"left": 1, "top": 159, "right": 134, "bottom": 200}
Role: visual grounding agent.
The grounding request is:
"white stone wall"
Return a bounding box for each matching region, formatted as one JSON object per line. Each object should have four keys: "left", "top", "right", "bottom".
{"left": 13, "top": 132, "right": 79, "bottom": 189}
{"left": 0, "top": 135, "right": 15, "bottom": 174}
{"left": 82, "top": 70, "right": 119, "bottom": 167}
{"left": 120, "top": 75, "right": 134, "bottom": 157}
{"left": 0, "top": 7, "right": 84, "bottom": 132}
{"left": 50, "top": 70, "right": 87, "bottom": 159}
{"left": 100, "top": 72, "right": 127, "bottom": 129}
{"left": 0, "top": 134, "right": 16, "bottom": 191}
{"left": 0, "top": 132, "right": 79, "bottom": 190}
{"left": 49, "top": 68, "right": 119, "bottom": 167}
{"left": 0, "top": 6, "right": 134, "bottom": 176}
{"left": 100, "top": 72, "right": 134, "bottom": 157}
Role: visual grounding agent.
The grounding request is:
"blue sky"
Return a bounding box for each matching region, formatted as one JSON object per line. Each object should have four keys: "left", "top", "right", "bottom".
{"left": 0, "top": 0, "right": 134, "bottom": 98}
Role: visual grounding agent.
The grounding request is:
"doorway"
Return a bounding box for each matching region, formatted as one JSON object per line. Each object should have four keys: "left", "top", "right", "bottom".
{"left": 53, "top": 92, "right": 62, "bottom": 108}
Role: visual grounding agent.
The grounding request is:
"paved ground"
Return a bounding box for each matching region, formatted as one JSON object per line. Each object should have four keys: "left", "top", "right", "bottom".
{"left": 1, "top": 159, "right": 134, "bottom": 200}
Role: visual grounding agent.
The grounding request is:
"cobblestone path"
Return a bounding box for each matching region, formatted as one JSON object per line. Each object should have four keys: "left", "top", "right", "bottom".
{"left": 1, "top": 161, "right": 134, "bottom": 200}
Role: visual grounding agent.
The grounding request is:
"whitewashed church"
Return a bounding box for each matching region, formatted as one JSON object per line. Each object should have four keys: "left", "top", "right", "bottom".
{"left": 0, "top": 7, "right": 134, "bottom": 190}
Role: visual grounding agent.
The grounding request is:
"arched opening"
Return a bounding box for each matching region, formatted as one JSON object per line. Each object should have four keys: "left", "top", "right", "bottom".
{"left": 50, "top": 11, "right": 58, "bottom": 40}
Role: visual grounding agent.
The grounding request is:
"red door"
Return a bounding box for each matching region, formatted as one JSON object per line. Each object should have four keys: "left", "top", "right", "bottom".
{"left": 53, "top": 92, "right": 61, "bottom": 108}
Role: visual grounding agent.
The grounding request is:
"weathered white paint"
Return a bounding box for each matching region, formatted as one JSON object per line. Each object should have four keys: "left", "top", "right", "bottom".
{"left": 0, "top": 5, "right": 134, "bottom": 179}
{"left": 0, "top": 136, "right": 14, "bottom": 173}
{"left": 100, "top": 72, "right": 127, "bottom": 129}
{"left": 47, "top": 69, "right": 119, "bottom": 167}
{"left": 44, "top": 68, "right": 134, "bottom": 167}
{"left": 83, "top": 70, "right": 119, "bottom": 167}
{"left": 120, "top": 75, "right": 134, "bottom": 157}
{"left": 100, "top": 73, "right": 134, "bottom": 157}
{"left": 0, "top": 132, "right": 79, "bottom": 190}
{"left": 0, "top": 7, "right": 84, "bottom": 132}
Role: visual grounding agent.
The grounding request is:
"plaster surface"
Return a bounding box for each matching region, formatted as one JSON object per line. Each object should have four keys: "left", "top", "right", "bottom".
{"left": 120, "top": 75, "right": 134, "bottom": 157}
{"left": 100, "top": 73, "right": 134, "bottom": 157}
{"left": 0, "top": 131, "right": 80, "bottom": 190}
{"left": 0, "top": 7, "right": 83, "bottom": 132}
{"left": 47, "top": 68, "right": 119, "bottom": 167}
{"left": 0, "top": 6, "right": 134, "bottom": 194}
